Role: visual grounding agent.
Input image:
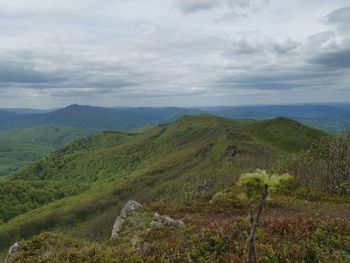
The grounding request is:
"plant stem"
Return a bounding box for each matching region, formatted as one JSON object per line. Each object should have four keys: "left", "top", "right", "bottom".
{"left": 247, "top": 184, "right": 269, "bottom": 263}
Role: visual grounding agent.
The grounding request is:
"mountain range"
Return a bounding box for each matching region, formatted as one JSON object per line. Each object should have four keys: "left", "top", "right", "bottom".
{"left": 0, "top": 104, "right": 349, "bottom": 133}
{"left": 0, "top": 103, "right": 348, "bottom": 177}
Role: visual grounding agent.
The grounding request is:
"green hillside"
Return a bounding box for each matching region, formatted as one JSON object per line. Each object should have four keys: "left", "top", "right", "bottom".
{"left": 0, "top": 141, "right": 53, "bottom": 177}
{"left": 246, "top": 117, "right": 327, "bottom": 152}
{"left": 0, "top": 125, "right": 94, "bottom": 146}
{"left": 0, "top": 115, "right": 328, "bottom": 257}
{"left": 0, "top": 125, "right": 94, "bottom": 177}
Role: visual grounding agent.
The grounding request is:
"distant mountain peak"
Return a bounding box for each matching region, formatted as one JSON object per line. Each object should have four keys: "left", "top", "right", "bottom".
{"left": 64, "top": 104, "right": 90, "bottom": 109}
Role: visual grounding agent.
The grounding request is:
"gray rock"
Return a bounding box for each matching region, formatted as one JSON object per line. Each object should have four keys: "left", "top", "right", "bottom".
{"left": 150, "top": 212, "right": 184, "bottom": 228}
{"left": 131, "top": 235, "right": 140, "bottom": 251}
{"left": 150, "top": 220, "right": 164, "bottom": 228}
{"left": 6, "top": 242, "right": 20, "bottom": 263}
{"left": 120, "top": 200, "right": 143, "bottom": 218}
{"left": 111, "top": 200, "right": 142, "bottom": 239}
{"left": 131, "top": 235, "right": 149, "bottom": 255}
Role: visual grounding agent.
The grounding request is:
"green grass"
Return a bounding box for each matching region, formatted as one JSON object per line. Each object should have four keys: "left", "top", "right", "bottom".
{"left": 0, "top": 115, "right": 328, "bottom": 258}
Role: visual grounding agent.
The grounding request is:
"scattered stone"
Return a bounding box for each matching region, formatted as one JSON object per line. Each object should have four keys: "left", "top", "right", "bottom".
{"left": 131, "top": 235, "right": 149, "bottom": 255}
{"left": 150, "top": 212, "right": 184, "bottom": 228}
{"left": 227, "top": 145, "right": 238, "bottom": 157}
{"left": 111, "top": 200, "right": 143, "bottom": 239}
{"left": 150, "top": 220, "right": 163, "bottom": 228}
{"left": 131, "top": 235, "right": 140, "bottom": 251}
{"left": 6, "top": 242, "right": 20, "bottom": 263}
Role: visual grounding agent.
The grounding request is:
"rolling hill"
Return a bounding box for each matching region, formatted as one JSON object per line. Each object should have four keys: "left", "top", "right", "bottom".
{"left": 203, "top": 104, "right": 350, "bottom": 133}
{"left": 0, "top": 125, "right": 94, "bottom": 146}
{"left": 246, "top": 117, "right": 327, "bottom": 152}
{"left": 0, "top": 106, "right": 203, "bottom": 177}
{"left": 0, "top": 125, "right": 95, "bottom": 176}
{"left": 0, "top": 115, "right": 327, "bottom": 257}
{"left": 0, "top": 103, "right": 343, "bottom": 178}
{"left": 205, "top": 104, "right": 350, "bottom": 120}
{"left": 296, "top": 118, "right": 350, "bottom": 133}
{"left": 0, "top": 141, "right": 52, "bottom": 177}
{"left": 0, "top": 111, "right": 18, "bottom": 124}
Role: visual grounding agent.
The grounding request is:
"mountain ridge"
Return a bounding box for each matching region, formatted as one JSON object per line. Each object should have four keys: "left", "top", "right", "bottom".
{"left": 0, "top": 115, "right": 327, "bottom": 254}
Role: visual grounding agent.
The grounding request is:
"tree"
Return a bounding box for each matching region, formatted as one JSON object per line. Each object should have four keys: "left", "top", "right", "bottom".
{"left": 286, "top": 133, "right": 350, "bottom": 194}
{"left": 238, "top": 169, "right": 292, "bottom": 263}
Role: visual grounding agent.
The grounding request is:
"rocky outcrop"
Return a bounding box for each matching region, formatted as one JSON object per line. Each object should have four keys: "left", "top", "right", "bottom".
{"left": 5, "top": 242, "right": 20, "bottom": 263}
{"left": 111, "top": 200, "right": 143, "bottom": 239}
{"left": 150, "top": 212, "right": 184, "bottom": 228}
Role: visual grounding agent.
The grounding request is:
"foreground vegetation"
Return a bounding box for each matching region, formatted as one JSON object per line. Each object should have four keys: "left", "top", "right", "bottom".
{"left": 1, "top": 114, "right": 349, "bottom": 262}
{"left": 9, "top": 192, "right": 350, "bottom": 262}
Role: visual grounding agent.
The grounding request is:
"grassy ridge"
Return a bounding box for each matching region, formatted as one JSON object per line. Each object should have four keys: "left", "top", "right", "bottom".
{"left": 246, "top": 117, "right": 327, "bottom": 152}
{"left": 0, "top": 115, "right": 327, "bottom": 255}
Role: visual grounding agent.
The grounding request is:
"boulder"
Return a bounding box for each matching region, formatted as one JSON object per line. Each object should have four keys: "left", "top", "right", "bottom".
{"left": 111, "top": 200, "right": 143, "bottom": 239}
{"left": 120, "top": 200, "right": 143, "bottom": 218}
{"left": 6, "top": 242, "right": 20, "bottom": 263}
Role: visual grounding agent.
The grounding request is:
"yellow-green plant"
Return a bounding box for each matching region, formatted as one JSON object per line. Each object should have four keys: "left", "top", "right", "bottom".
{"left": 238, "top": 169, "right": 292, "bottom": 263}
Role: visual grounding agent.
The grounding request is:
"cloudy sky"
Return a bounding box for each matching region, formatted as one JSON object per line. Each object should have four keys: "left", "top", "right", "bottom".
{"left": 0, "top": 0, "right": 349, "bottom": 108}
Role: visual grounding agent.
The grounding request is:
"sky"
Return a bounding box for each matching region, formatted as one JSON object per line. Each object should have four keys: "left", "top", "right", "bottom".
{"left": 0, "top": 0, "right": 349, "bottom": 108}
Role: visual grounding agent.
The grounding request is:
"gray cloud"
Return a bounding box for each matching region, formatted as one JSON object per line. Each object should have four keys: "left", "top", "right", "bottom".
{"left": 0, "top": 65, "right": 64, "bottom": 84}
{"left": 174, "top": 0, "right": 220, "bottom": 13}
{"left": 0, "top": 47, "right": 142, "bottom": 96}
{"left": 306, "top": 6, "right": 350, "bottom": 70}
{"left": 323, "top": 6, "right": 350, "bottom": 27}
{"left": 174, "top": 0, "right": 269, "bottom": 16}
{"left": 309, "top": 48, "right": 350, "bottom": 69}
{"left": 0, "top": 0, "right": 349, "bottom": 107}
{"left": 224, "top": 36, "right": 298, "bottom": 56}
{"left": 216, "top": 67, "right": 339, "bottom": 91}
